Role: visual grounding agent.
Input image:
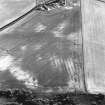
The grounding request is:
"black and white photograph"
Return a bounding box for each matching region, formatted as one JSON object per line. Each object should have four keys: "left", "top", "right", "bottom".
{"left": 0, "top": 0, "right": 105, "bottom": 105}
